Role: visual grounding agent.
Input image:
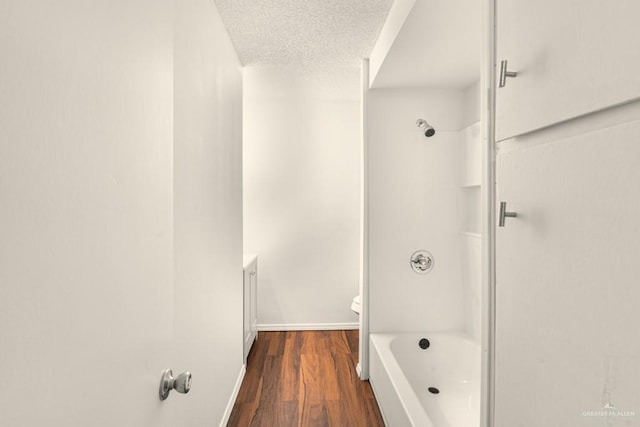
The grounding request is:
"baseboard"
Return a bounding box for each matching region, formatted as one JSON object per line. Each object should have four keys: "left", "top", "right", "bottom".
{"left": 219, "top": 363, "right": 246, "bottom": 427}
{"left": 356, "top": 362, "right": 362, "bottom": 378}
{"left": 257, "top": 322, "right": 359, "bottom": 331}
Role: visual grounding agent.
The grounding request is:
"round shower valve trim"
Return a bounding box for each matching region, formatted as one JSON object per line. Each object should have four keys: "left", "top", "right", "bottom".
{"left": 410, "top": 250, "right": 434, "bottom": 274}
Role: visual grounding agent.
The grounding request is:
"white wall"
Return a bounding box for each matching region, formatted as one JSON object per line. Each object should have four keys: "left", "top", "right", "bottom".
{"left": 174, "top": 0, "right": 244, "bottom": 424}
{"left": 462, "top": 81, "right": 481, "bottom": 128}
{"left": 367, "top": 88, "right": 469, "bottom": 333}
{"left": 0, "top": 0, "right": 243, "bottom": 424}
{"left": 243, "top": 66, "right": 361, "bottom": 328}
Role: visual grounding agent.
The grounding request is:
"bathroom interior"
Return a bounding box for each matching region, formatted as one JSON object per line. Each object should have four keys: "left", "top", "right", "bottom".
{"left": 239, "top": 0, "right": 483, "bottom": 424}
{"left": 2, "top": 0, "right": 639, "bottom": 425}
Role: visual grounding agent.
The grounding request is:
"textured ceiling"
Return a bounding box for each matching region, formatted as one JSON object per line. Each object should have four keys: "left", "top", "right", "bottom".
{"left": 214, "top": 0, "right": 394, "bottom": 69}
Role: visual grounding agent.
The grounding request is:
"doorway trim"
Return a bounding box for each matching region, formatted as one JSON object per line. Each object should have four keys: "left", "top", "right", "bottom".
{"left": 357, "top": 58, "right": 370, "bottom": 380}
{"left": 480, "top": 0, "right": 497, "bottom": 425}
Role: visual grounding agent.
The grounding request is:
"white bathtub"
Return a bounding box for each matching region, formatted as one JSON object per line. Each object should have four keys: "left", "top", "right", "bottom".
{"left": 369, "top": 333, "right": 480, "bottom": 427}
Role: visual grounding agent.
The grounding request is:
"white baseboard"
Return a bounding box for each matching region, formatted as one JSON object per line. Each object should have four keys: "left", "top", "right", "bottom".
{"left": 219, "top": 364, "right": 246, "bottom": 427}
{"left": 257, "top": 322, "right": 359, "bottom": 331}
{"left": 356, "top": 362, "right": 362, "bottom": 378}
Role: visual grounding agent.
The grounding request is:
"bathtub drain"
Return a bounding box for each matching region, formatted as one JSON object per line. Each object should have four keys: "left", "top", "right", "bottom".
{"left": 418, "top": 338, "right": 430, "bottom": 349}
{"left": 428, "top": 387, "right": 440, "bottom": 394}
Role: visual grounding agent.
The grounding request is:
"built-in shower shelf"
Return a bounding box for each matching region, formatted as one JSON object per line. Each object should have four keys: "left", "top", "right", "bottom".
{"left": 459, "top": 231, "right": 481, "bottom": 239}
{"left": 459, "top": 186, "right": 481, "bottom": 234}
{"left": 460, "top": 183, "right": 481, "bottom": 188}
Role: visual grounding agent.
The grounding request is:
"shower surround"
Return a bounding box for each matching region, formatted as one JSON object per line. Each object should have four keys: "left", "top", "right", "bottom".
{"left": 365, "top": 85, "right": 481, "bottom": 425}
{"left": 367, "top": 86, "right": 480, "bottom": 337}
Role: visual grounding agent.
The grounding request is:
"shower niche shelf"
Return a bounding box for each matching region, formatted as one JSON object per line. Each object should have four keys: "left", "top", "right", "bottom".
{"left": 459, "top": 186, "right": 481, "bottom": 235}
{"left": 460, "top": 231, "right": 481, "bottom": 239}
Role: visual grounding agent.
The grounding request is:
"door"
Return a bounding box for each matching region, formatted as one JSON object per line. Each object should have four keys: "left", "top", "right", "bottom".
{"left": 495, "top": 121, "right": 640, "bottom": 425}
{"left": 0, "top": 1, "right": 175, "bottom": 425}
{"left": 1, "top": 1, "right": 243, "bottom": 425}
{"left": 496, "top": 0, "right": 640, "bottom": 141}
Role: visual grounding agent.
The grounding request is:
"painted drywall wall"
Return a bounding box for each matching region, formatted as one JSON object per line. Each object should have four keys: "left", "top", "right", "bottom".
{"left": 0, "top": 0, "right": 243, "bottom": 424}
{"left": 173, "top": 0, "right": 244, "bottom": 424}
{"left": 462, "top": 81, "right": 481, "bottom": 128}
{"left": 367, "top": 88, "right": 470, "bottom": 333}
{"left": 243, "top": 66, "right": 361, "bottom": 328}
{"left": 369, "top": 0, "right": 416, "bottom": 83}
{"left": 370, "top": 0, "right": 481, "bottom": 89}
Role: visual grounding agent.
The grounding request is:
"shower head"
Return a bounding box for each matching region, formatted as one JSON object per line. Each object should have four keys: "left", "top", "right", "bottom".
{"left": 416, "top": 119, "right": 435, "bottom": 137}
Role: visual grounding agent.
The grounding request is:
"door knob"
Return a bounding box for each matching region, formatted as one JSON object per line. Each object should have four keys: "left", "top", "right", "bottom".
{"left": 159, "top": 369, "right": 192, "bottom": 401}
{"left": 499, "top": 60, "right": 518, "bottom": 88}
{"left": 499, "top": 201, "right": 517, "bottom": 227}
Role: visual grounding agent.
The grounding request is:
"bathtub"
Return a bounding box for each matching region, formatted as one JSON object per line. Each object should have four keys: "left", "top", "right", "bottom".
{"left": 369, "top": 333, "right": 480, "bottom": 427}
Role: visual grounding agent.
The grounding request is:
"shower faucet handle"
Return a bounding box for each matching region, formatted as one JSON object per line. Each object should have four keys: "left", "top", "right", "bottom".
{"left": 416, "top": 254, "right": 429, "bottom": 267}
{"left": 410, "top": 250, "right": 434, "bottom": 274}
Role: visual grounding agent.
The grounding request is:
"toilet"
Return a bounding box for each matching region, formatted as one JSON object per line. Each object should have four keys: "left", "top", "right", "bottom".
{"left": 351, "top": 295, "right": 361, "bottom": 314}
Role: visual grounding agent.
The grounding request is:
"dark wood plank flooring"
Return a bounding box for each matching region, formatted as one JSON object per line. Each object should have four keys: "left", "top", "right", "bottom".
{"left": 228, "top": 330, "right": 385, "bottom": 427}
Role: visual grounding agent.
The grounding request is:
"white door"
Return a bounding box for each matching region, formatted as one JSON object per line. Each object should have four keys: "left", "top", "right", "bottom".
{"left": 0, "top": 1, "right": 176, "bottom": 425}
{"left": 496, "top": 0, "right": 640, "bottom": 141}
{"left": 495, "top": 121, "right": 640, "bottom": 426}
{"left": 1, "top": 0, "right": 245, "bottom": 425}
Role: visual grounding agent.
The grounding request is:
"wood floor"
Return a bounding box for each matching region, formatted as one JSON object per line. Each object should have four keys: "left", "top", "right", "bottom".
{"left": 228, "top": 330, "right": 385, "bottom": 427}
